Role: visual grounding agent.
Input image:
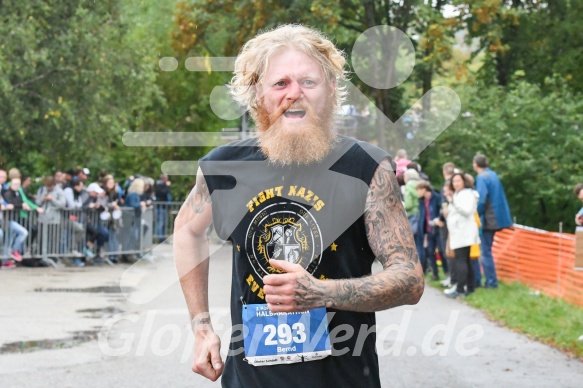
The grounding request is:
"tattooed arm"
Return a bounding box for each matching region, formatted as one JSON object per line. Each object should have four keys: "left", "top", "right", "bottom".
{"left": 173, "top": 167, "right": 222, "bottom": 381}
{"left": 264, "top": 159, "right": 424, "bottom": 312}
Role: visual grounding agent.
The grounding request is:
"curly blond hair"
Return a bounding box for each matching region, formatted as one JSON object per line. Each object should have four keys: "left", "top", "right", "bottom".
{"left": 227, "top": 24, "right": 348, "bottom": 116}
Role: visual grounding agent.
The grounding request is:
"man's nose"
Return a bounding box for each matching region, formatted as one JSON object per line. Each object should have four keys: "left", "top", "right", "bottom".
{"left": 286, "top": 81, "right": 303, "bottom": 100}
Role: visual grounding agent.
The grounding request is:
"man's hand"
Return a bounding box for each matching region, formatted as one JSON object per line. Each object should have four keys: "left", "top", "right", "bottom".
{"left": 263, "top": 259, "right": 328, "bottom": 312}
{"left": 576, "top": 214, "right": 583, "bottom": 226}
{"left": 5, "top": 204, "right": 14, "bottom": 210}
{"left": 37, "top": 207, "right": 44, "bottom": 214}
{"left": 192, "top": 327, "right": 223, "bottom": 382}
{"left": 22, "top": 203, "right": 31, "bottom": 211}
{"left": 44, "top": 195, "right": 53, "bottom": 202}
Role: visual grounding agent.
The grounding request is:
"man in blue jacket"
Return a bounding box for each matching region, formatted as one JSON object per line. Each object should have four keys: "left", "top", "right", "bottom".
{"left": 473, "top": 155, "right": 512, "bottom": 288}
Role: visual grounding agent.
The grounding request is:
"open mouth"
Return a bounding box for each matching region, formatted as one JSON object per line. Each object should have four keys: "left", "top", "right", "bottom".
{"left": 283, "top": 109, "right": 306, "bottom": 119}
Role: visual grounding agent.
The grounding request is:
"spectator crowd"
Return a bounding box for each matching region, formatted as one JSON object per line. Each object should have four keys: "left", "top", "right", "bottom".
{"left": 395, "top": 150, "right": 513, "bottom": 298}
{"left": 3, "top": 151, "right": 576, "bottom": 284}
{"left": 0, "top": 167, "right": 173, "bottom": 268}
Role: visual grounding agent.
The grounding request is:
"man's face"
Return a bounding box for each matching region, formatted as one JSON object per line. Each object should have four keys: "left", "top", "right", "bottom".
{"left": 257, "top": 48, "right": 333, "bottom": 125}
{"left": 578, "top": 189, "right": 583, "bottom": 203}
{"left": 416, "top": 188, "right": 425, "bottom": 198}
{"left": 0, "top": 170, "right": 6, "bottom": 185}
{"left": 254, "top": 48, "right": 337, "bottom": 165}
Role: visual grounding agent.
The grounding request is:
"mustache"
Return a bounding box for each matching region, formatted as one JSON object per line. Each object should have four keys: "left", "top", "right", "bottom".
{"left": 262, "top": 99, "right": 311, "bottom": 122}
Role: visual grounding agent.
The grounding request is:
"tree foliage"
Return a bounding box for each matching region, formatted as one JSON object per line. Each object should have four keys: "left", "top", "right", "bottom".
{"left": 0, "top": 0, "right": 160, "bottom": 174}
{"left": 458, "top": 0, "right": 583, "bottom": 92}
{"left": 419, "top": 77, "right": 583, "bottom": 231}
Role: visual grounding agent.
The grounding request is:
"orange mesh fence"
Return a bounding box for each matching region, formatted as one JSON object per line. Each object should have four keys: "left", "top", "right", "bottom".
{"left": 492, "top": 225, "right": 583, "bottom": 307}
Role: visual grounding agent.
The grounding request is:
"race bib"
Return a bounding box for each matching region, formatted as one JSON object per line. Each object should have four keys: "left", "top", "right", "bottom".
{"left": 242, "top": 304, "right": 331, "bottom": 366}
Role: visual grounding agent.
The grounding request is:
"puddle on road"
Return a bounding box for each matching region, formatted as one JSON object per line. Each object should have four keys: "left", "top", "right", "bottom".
{"left": 34, "top": 285, "right": 135, "bottom": 293}
{"left": 77, "top": 306, "right": 124, "bottom": 319}
{"left": 11, "top": 281, "right": 133, "bottom": 354}
{"left": 1, "top": 304, "right": 127, "bottom": 354}
{"left": 2, "top": 289, "right": 129, "bottom": 354}
{"left": 0, "top": 331, "right": 98, "bottom": 354}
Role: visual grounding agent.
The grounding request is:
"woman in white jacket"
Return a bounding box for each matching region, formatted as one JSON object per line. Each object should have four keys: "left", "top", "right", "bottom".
{"left": 445, "top": 172, "right": 480, "bottom": 298}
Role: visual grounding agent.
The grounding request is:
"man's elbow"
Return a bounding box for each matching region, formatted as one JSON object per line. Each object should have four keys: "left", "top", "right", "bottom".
{"left": 174, "top": 206, "right": 194, "bottom": 234}
{"left": 174, "top": 208, "right": 208, "bottom": 242}
{"left": 408, "top": 279, "right": 424, "bottom": 305}
{"left": 406, "top": 267, "right": 425, "bottom": 305}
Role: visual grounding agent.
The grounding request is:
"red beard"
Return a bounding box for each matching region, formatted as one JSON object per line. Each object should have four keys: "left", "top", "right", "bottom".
{"left": 254, "top": 97, "right": 337, "bottom": 166}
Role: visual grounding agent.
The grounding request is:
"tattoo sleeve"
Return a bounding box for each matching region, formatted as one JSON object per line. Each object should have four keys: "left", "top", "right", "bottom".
{"left": 323, "top": 159, "right": 424, "bottom": 312}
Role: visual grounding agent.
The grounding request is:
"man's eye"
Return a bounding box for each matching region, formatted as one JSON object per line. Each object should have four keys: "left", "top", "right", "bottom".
{"left": 303, "top": 80, "right": 316, "bottom": 86}
{"left": 275, "top": 81, "right": 286, "bottom": 87}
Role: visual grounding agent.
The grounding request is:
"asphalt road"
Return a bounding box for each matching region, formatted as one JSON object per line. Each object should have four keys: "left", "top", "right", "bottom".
{"left": 0, "top": 242, "right": 582, "bottom": 387}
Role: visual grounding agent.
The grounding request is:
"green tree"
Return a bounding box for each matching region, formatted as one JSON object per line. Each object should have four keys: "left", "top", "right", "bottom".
{"left": 0, "top": 0, "right": 160, "bottom": 175}
{"left": 458, "top": 0, "right": 583, "bottom": 92}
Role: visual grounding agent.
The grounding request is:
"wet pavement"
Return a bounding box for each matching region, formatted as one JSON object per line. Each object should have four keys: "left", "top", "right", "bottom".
{"left": 0, "top": 243, "right": 582, "bottom": 387}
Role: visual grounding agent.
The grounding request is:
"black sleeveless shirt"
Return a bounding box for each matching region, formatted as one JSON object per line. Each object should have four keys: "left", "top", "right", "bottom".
{"left": 199, "top": 136, "right": 391, "bottom": 388}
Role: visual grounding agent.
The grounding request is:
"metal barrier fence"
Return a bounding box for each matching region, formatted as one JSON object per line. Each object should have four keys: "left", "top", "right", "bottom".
{"left": 0, "top": 207, "right": 153, "bottom": 266}
{"left": 152, "top": 202, "right": 182, "bottom": 241}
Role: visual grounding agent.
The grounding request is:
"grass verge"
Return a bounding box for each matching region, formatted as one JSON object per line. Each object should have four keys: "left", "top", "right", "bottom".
{"left": 429, "top": 278, "right": 583, "bottom": 360}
